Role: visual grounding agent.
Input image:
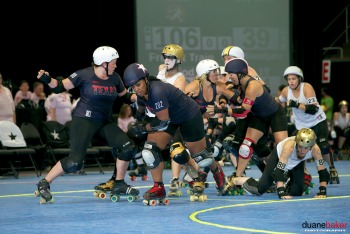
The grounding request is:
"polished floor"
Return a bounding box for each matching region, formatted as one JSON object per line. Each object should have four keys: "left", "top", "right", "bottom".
{"left": 0, "top": 160, "right": 349, "bottom": 234}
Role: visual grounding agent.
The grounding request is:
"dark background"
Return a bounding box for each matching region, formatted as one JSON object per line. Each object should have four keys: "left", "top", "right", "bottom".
{"left": 0, "top": 1, "right": 349, "bottom": 112}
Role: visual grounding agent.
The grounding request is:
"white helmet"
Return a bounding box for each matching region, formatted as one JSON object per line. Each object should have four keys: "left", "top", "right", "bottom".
{"left": 283, "top": 66, "right": 304, "bottom": 82}
{"left": 196, "top": 59, "right": 220, "bottom": 77}
{"left": 93, "top": 46, "right": 119, "bottom": 65}
{"left": 221, "top": 46, "right": 245, "bottom": 59}
{"left": 219, "top": 66, "right": 227, "bottom": 75}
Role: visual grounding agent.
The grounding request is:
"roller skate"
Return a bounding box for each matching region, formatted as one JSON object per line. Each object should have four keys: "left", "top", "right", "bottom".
{"left": 109, "top": 181, "right": 140, "bottom": 202}
{"left": 93, "top": 179, "right": 115, "bottom": 199}
{"left": 34, "top": 179, "right": 54, "bottom": 204}
{"left": 128, "top": 164, "right": 148, "bottom": 181}
{"left": 168, "top": 177, "right": 182, "bottom": 197}
{"left": 303, "top": 171, "right": 314, "bottom": 195}
{"left": 221, "top": 174, "right": 245, "bottom": 196}
{"left": 189, "top": 180, "right": 208, "bottom": 202}
{"left": 329, "top": 166, "right": 340, "bottom": 184}
{"left": 182, "top": 171, "right": 209, "bottom": 190}
{"left": 212, "top": 163, "right": 225, "bottom": 195}
{"left": 143, "top": 182, "right": 169, "bottom": 206}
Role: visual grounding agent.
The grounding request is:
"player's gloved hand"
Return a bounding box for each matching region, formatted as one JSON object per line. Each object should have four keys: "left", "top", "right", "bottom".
{"left": 39, "top": 73, "right": 52, "bottom": 84}
{"left": 128, "top": 123, "right": 147, "bottom": 138}
{"left": 277, "top": 187, "right": 292, "bottom": 199}
{"left": 222, "top": 134, "right": 234, "bottom": 151}
{"left": 305, "top": 104, "right": 319, "bottom": 115}
{"left": 289, "top": 99, "right": 300, "bottom": 108}
{"left": 314, "top": 186, "right": 327, "bottom": 198}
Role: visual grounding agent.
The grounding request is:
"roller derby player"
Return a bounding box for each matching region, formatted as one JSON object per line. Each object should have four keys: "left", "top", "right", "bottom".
{"left": 278, "top": 66, "right": 340, "bottom": 184}
{"left": 35, "top": 46, "right": 139, "bottom": 204}
{"left": 123, "top": 62, "right": 222, "bottom": 205}
{"left": 223, "top": 128, "right": 330, "bottom": 199}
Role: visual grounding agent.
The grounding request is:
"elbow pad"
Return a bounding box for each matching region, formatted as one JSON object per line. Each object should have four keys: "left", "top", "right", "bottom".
{"left": 120, "top": 92, "right": 133, "bottom": 104}
{"left": 305, "top": 104, "right": 319, "bottom": 115}
{"left": 50, "top": 79, "right": 66, "bottom": 94}
{"left": 150, "top": 118, "right": 170, "bottom": 131}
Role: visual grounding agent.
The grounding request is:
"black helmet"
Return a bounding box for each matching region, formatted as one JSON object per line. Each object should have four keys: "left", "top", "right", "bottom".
{"left": 224, "top": 58, "right": 248, "bottom": 75}
{"left": 123, "top": 63, "right": 149, "bottom": 87}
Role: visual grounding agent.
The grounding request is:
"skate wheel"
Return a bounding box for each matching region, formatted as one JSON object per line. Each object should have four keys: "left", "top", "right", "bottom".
{"left": 110, "top": 195, "right": 120, "bottom": 202}
{"left": 187, "top": 189, "right": 193, "bottom": 195}
{"left": 179, "top": 182, "right": 188, "bottom": 188}
{"left": 130, "top": 176, "right": 137, "bottom": 181}
{"left": 150, "top": 200, "right": 157, "bottom": 206}
{"left": 39, "top": 198, "right": 47, "bottom": 204}
{"left": 198, "top": 195, "right": 207, "bottom": 202}
{"left": 34, "top": 190, "right": 40, "bottom": 197}
{"left": 141, "top": 175, "right": 148, "bottom": 181}
{"left": 99, "top": 192, "right": 107, "bottom": 199}
{"left": 190, "top": 195, "right": 196, "bottom": 202}
{"left": 161, "top": 199, "right": 169, "bottom": 205}
{"left": 127, "top": 196, "right": 138, "bottom": 202}
{"left": 310, "top": 182, "right": 315, "bottom": 188}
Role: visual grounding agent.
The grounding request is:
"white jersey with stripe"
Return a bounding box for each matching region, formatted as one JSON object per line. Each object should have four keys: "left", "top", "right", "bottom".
{"left": 157, "top": 68, "right": 183, "bottom": 85}
{"left": 276, "top": 136, "right": 312, "bottom": 171}
{"left": 287, "top": 83, "right": 326, "bottom": 129}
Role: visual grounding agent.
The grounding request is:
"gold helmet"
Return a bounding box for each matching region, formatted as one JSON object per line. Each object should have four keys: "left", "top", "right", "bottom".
{"left": 162, "top": 44, "right": 184, "bottom": 63}
{"left": 295, "top": 128, "right": 316, "bottom": 148}
{"left": 338, "top": 100, "right": 349, "bottom": 108}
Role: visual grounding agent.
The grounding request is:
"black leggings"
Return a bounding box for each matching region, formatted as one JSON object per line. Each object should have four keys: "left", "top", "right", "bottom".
{"left": 61, "top": 116, "right": 133, "bottom": 172}
{"left": 257, "top": 147, "right": 305, "bottom": 196}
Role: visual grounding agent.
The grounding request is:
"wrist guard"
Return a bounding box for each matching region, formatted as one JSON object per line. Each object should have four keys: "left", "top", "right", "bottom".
{"left": 305, "top": 104, "right": 319, "bottom": 115}
{"left": 277, "top": 187, "right": 289, "bottom": 199}
{"left": 289, "top": 99, "right": 300, "bottom": 108}
{"left": 317, "top": 186, "right": 327, "bottom": 196}
{"left": 39, "top": 73, "right": 52, "bottom": 84}
{"left": 215, "top": 106, "right": 228, "bottom": 114}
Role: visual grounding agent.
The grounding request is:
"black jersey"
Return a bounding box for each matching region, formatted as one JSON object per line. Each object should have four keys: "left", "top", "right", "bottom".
{"left": 69, "top": 67, "right": 126, "bottom": 121}
{"left": 193, "top": 83, "right": 217, "bottom": 114}
{"left": 136, "top": 77, "right": 199, "bottom": 125}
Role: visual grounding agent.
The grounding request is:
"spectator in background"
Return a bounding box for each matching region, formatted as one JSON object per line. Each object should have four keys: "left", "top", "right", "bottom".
{"left": 14, "top": 80, "right": 32, "bottom": 107}
{"left": 30, "top": 81, "right": 46, "bottom": 108}
{"left": 320, "top": 87, "right": 334, "bottom": 121}
{"left": 47, "top": 91, "right": 73, "bottom": 125}
{"left": 333, "top": 100, "right": 350, "bottom": 159}
{"left": 0, "top": 73, "right": 16, "bottom": 123}
{"left": 117, "top": 103, "right": 135, "bottom": 132}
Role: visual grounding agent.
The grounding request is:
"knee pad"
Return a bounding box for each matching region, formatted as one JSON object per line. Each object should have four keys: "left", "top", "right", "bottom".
{"left": 238, "top": 138, "right": 254, "bottom": 159}
{"left": 254, "top": 143, "right": 271, "bottom": 158}
{"left": 112, "top": 148, "right": 120, "bottom": 159}
{"left": 118, "top": 140, "right": 138, "bottom": 161}
{"left": 170, "top": 142, "right": 190, "bottom": 164}
{"left": 60, "top": 157, "right": 83, "bottom": 173}
{"left": 142, "top": 141, "right": 162, "bottom": 169}
{"left": 192, "top": 148, "right": 214, "bottom": 168}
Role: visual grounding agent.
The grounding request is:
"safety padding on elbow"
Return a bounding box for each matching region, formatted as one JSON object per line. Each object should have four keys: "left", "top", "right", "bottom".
{"left": 60, "top": 157, "right": 83, "bottom": 173}
{"left": 192, "top": 148, "right": 214, "bottom": 168}
{"left": 142, "top": 141, "right": 162, "bottom": 169}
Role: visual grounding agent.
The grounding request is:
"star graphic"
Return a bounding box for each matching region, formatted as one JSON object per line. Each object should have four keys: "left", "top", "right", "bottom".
{"left": 51, "top": 130, "right": 60, "bottom": 140}
{"left": 137, "top": 63, "right": 148, "bottom": 74}
{"left": 9, "top": 132, "right": 16, "bottom": 140}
